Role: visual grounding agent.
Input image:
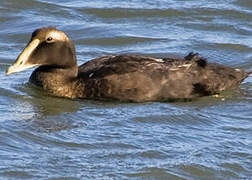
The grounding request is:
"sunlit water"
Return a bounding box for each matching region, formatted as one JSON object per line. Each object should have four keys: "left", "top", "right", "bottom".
{"left": 0, "top": 0, "right": 252, "bottom": 179}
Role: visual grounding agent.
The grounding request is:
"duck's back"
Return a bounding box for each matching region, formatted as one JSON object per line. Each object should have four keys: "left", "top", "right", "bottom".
{"left": 77, "top": 54, "right": 248, "bottom": 102}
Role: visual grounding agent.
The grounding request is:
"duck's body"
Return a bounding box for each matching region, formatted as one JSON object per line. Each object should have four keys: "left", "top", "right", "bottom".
{"left": 6, "top": 27, "right": 249, "bottom": 102}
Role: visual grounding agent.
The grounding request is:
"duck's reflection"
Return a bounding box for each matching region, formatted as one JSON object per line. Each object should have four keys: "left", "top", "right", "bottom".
{"left": 11, "top": 83, "right": 85, "bottom": 131}
{"left": 22, "top": 83, "right": 82, "bottom": 115}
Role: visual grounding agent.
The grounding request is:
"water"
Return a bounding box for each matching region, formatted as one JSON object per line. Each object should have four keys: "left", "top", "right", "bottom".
{"left": 0, "top": 0, "right": 252, "bottom": 179}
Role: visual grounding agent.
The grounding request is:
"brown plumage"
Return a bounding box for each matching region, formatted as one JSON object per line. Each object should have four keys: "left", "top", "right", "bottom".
{"left": 6, "top": 27, "right": 250, "bottom": 102}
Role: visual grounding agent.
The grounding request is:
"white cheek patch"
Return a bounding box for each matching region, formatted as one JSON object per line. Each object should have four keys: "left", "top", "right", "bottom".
{"left": 47, "top": 30, "right": 69, "bottom": 41}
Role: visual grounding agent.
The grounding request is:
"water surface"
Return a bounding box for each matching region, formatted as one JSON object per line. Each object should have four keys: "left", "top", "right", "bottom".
{"left": 0, "top": 0, "right": 252, "bottom": 179}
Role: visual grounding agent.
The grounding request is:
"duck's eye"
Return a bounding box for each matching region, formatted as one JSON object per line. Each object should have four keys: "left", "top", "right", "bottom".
{"left": 46, "top": 37, "right": 53, "bottom": 42}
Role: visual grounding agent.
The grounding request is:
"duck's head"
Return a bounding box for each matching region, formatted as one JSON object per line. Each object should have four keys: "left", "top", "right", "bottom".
{"left": 6, "top": 27, "right": 77, "bottom": 75}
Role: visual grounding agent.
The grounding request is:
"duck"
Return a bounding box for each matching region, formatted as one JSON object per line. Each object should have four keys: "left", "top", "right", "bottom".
{"left": 6, "top": 27, "right": 250, "bottom": 102}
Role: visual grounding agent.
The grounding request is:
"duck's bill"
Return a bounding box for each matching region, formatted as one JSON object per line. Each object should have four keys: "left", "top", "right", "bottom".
{"left": 6, "top": 39, "right": 40, "bottom": 75}
{"left": 6, "top": 63, "right": 38, "bottom": 75}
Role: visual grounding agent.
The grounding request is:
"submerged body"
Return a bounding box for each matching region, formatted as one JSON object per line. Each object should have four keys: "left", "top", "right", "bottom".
{"left": 6, "top": 27, "right": 249, "bottom": 102}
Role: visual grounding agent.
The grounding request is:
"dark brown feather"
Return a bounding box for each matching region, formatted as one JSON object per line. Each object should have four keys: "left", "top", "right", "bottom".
{"left": 11, "top": 27, "right": 249, "bottom": 102}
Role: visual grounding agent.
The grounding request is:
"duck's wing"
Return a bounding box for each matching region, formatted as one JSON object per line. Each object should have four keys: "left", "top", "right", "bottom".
{"left": 76, "top": 53, "right": 249, "bottom": 102}
{"left": 78, "top": 55, "right": 115, "bottom": 76}
{"left": 77, "top": 54, "right": 173, "bottom": 78}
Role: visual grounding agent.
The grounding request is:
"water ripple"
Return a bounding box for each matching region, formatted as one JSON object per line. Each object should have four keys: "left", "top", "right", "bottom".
{"left": 0, "top": 0, "right": 252, "bottom": 179}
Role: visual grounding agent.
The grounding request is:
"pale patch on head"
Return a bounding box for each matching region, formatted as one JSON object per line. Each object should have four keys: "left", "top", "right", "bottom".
{"left": 46, "top": 30, "right": 69, "bottom": 42}
{"left": 235, "top": 68, "right": 241, "bottom": 72}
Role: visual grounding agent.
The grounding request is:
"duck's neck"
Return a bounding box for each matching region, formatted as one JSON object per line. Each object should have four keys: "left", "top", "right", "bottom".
{"left": 29, "top": 65, "right": 85, "bottom": 98}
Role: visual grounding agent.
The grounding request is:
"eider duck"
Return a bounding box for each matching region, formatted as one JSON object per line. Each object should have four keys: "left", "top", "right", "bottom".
{"left": 6, "top": 27, "right": 250, "bottom": 102}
